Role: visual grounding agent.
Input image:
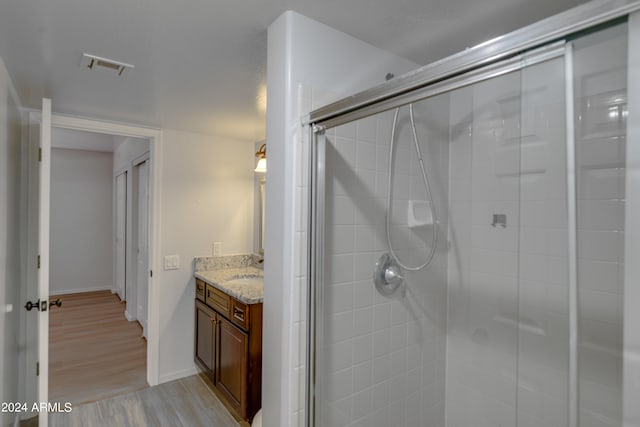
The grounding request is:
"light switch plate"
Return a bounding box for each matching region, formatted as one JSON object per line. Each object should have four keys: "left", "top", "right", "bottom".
{"left": 213, "top": 242, "right": 223, "bottom": 256}
{"left": 164, "top": 254, "right": 180, "bottom": 270}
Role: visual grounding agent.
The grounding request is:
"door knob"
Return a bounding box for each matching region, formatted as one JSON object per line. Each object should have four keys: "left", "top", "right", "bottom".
{"left": 25, "top": 299, "right": 42, "bottom": 311}
{"left": 49, "top": 298, "right": 62, "bottom": 309}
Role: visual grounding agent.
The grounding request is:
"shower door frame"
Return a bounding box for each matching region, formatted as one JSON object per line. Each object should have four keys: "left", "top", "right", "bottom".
{"left": 303, "top": 0, "right": 640, "bottom": 128}
{"left": 306, "top": 2, "right": 640, "bottom": 427}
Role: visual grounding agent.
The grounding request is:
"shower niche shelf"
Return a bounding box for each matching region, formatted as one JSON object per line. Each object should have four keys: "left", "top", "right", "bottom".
{"left": 407, "top": 200, "right": 433, "bottom": 228}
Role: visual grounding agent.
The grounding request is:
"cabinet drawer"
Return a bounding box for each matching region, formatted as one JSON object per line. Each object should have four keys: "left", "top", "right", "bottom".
{"left": 206, "top": 284, "right": 230, "bottom": 315}
{"left": 230, "top": 299, "right": 248, "bottom": 330}
{"left": 196, "top": 279, "right": 206, "bottom": 302}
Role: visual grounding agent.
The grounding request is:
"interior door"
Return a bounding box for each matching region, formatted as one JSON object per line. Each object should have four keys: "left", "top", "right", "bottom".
{"left": 115, "top": 172, "right": 127, "bottom": 300}
{"left": 38, "top": 98, "right": 51, "bottom": 426}
{"left": 25, "top": 98, "right": 51, "bottom": 425}
{"left": 135, "top": 160, "right": 149, "bottom": 337}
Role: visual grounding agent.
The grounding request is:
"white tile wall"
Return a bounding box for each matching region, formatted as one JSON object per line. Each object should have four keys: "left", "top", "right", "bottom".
{"left": 517, "top": 56, "right": 570, "bottom": 427}
{"left": 574, "top": 24, "right": 627, "bottom": 427}
{"left": 291, "top": 84, "right": 313, "bottom": 425}
{"left": 293, "top": 84, "right": 352, "bottom": 425}
{"left": 320, "top": 95, "right": 449, "bottom": 426}
{"left": 445, "top": 23, "right": 627, "bottom": 427}
{"left": 446, "top": 71, "right": 523, "bottom": 427}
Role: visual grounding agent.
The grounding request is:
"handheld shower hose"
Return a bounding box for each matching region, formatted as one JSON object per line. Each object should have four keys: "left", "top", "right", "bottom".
{"left": 385, "top": 104, "right": 438, "bottom": 271}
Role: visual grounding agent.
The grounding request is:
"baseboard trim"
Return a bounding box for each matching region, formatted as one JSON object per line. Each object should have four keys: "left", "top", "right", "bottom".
{"left": 159, "top": 366, "right": 198, "bottom": 384}
{"left": 49, "top": 286, "right": 112, "bottom": 296}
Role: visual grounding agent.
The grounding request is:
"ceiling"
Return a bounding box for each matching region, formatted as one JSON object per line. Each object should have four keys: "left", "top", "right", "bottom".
{"left": 0, "top": 0, "right": 588, "bottom": 141}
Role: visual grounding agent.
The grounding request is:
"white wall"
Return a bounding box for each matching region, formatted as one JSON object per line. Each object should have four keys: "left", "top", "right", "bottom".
{"left": 114, "top": 136, "right": 149, "bottom": 174}
{"left": 50, "top": 148, "right": 114, "bottom": 294}
{"left": 0, "top": 55, "right": 24, "bottom": 427}
{"left": 265, "top": 11, "right": 419, "bottom": 426}
{"left": 156, "top": 128, "right": 254, "bottom": 382}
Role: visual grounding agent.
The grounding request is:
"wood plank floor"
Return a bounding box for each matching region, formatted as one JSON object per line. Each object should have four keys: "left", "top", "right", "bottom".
{"left": 48, "top": 375, "right": 240, "bottom": 427}
{"left": 49, "top": 291, "right": 148, "bottom": 405}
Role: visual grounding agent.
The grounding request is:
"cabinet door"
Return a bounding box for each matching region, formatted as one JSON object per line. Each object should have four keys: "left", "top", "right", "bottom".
{"left": 195, "top": 301, "right": 216, "bottom": 373}
{"left": 217, "top": 316, "right": 248, "bottom": 411}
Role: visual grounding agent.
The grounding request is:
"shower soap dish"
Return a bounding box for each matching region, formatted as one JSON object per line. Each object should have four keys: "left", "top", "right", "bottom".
{"left": 407, "top": 200, "right": 433, "bottom": 228}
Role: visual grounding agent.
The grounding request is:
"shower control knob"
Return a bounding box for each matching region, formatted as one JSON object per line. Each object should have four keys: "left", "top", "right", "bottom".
{"left": 373, "top": 253, "right": 404, "bottom": 296}
{"left": 384, "top": 264, "right": 403, "bottom": 286}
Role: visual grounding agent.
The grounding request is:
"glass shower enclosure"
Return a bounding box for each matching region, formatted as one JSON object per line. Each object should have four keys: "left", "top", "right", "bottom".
{"left": 306, "top": 3, "right": 640, "bottom": 426}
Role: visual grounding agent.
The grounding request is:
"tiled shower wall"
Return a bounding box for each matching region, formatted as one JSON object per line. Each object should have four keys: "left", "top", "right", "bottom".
{"left": 446, "top": 23, "right": 627, "bottom": 427}
{"left": 446, "top": 58, "right": 574, "bottom": 427}
{"left": 574, "top": 25, "right": 627, "bottom": 427}
{"left": 517, "top": 57, "right": 570, "bottom": 427}
{"left": 294, "top": 85, "right": 349, "bottom": 425}
{"left": 319, "top": 98, "right": 450, "bottom": 425}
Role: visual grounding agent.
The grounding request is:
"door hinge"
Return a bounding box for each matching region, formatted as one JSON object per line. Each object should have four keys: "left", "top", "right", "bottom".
{"left": 38, "top": 148, "right": 42, "bottom": 162}
{"left": 37, "top": 255, "right": 40, "bottom": 269}
{"left": 36, "top": 362, "right": 39, "bottom": 376}
{"left": 150, "top": 270, "right": 153, "bottom": 278}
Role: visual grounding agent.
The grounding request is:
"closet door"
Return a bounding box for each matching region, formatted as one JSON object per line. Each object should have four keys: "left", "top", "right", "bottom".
{"left": 135, "top": 160, "right": 149, "bottom": 336}
{"left": 115, "top": 171, "right": 127, "bottom": 300}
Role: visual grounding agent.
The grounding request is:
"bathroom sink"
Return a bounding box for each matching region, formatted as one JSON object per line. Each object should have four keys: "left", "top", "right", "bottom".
{"left": 226, "top": 276, "right": 263, "bottom": 286}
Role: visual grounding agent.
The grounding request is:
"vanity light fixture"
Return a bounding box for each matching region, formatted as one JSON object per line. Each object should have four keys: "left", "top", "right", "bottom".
{"left": 255, "top": 143, "right": 267, "bottom": 173}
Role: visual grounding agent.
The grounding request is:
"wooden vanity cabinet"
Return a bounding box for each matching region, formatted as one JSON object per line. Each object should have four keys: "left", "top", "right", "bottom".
{"left": 195, "top": 300, "right": 216, "bottom": 372}
{"left": 194, "top": 278, "right": 262, "bottom": 422}
{"left": 217, "top": 315, "right": 247, "bottom": 409}
{"left": 196, "top": 279, "right": 206, "bottom": 302}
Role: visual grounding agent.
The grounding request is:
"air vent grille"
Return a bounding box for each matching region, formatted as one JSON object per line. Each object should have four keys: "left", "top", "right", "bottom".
{"left": 81, "top": 53, "right": 134, "bottom": 76}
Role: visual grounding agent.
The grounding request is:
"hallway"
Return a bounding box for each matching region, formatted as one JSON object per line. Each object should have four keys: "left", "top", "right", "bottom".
{"left": 49, "top": 291, "right": 147, "bottom": 405}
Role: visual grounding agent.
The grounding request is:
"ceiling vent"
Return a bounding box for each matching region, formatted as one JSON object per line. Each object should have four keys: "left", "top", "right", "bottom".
{"left": 81, "top": 53, "right": 134, "bottom": 76}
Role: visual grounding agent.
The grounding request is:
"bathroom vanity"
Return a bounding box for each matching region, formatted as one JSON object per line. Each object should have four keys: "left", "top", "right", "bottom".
{"left": 194, "top": 261, "right": 263, "bottom": 422}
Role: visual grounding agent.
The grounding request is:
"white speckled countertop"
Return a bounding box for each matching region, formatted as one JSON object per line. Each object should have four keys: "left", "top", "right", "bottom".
{"left": 195, "top": 266, "right": 264, "bottom": 304}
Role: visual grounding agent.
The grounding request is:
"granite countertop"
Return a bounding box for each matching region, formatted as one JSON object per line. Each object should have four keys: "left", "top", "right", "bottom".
{"left": 195, "top": 266, "right": 264, "bottom": 304}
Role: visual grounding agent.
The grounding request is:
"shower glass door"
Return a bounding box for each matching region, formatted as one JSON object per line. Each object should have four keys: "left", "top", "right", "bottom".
{"left": 318, "top": 88, "right": 453, "bottom": 426}
{"left": 312, "top": 20, "right": 629, "bottom": 427}
{"left": 446, "top": 59, "right": 528, "bottom": 427}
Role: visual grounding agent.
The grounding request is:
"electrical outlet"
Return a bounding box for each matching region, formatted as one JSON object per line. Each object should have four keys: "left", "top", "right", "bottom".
{"left": 213, "top": 242, "right": 223, "bottom": 256}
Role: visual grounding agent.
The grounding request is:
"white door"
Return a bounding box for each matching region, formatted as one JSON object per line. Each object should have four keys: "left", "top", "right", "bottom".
{"left": 135, "top": 160, "right": 149, "bottom": 337}
{"left": 25, "top": 98, "right": 51, "bottom": 425}
{"left": 115, "top": 172, "right": 127, "bottom": 300}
